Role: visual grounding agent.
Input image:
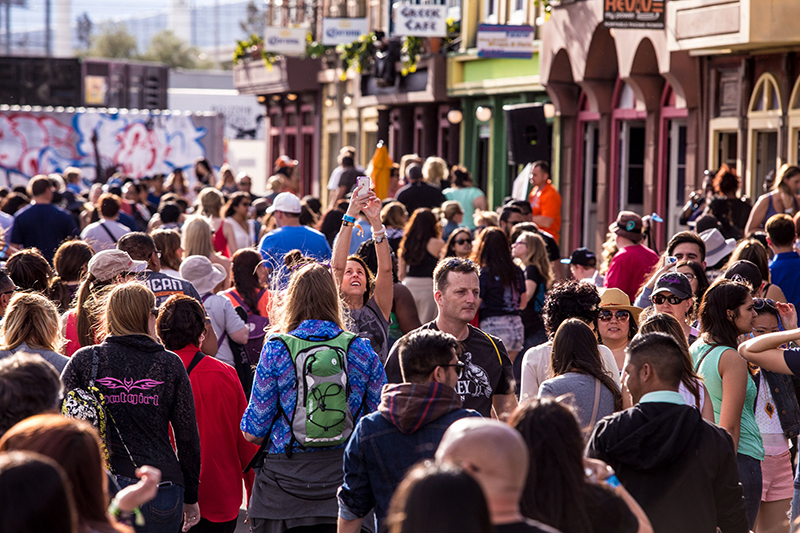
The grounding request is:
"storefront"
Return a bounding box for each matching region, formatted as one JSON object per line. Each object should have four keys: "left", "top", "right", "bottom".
{"left": 541, "top": 0, "right": 700, "bottom": 253}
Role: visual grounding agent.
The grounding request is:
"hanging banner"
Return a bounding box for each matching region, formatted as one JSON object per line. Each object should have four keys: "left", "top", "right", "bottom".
{"left": 393, "top": 3, "right": 448, "bottom": 37}
{"left": 322, "top": 18, "right": 369, "bottom": 45}
{"left": 477, "top": 24, "right": 534, "bottom": 59}
{"left": 264, "top": 27, "right": 308, "bottom": 55}
{"left": 603, "top": 0, "right": 665, "bottom": 29}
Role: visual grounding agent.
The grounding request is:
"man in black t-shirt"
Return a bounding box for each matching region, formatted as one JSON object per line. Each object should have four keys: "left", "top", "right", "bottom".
{"left": 395, "top": 163, "right": 446, "bottom": 214}
{"left": 384, "top": 258, "right": 516, "bottom": 418}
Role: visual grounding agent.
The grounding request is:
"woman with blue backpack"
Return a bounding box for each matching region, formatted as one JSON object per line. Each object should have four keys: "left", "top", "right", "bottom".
{"left": 241, "top": 261, "right": 386, "bottom": 533}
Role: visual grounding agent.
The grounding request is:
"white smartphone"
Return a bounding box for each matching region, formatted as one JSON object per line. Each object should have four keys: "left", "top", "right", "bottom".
{"left": 356, "top": 176, "right": 370, "bottom": 197}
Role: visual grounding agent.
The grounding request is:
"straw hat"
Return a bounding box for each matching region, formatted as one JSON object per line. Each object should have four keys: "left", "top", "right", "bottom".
{"left": 599, "top": 287, "right": 643, "bottom": 325}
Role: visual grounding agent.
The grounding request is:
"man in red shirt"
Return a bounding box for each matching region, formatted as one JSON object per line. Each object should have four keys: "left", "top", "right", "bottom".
{"left": 528, "top": 161, "right": 562, "bottom": 244}
{"left": 605, "top": 211, "right": 659, "bottom": 301}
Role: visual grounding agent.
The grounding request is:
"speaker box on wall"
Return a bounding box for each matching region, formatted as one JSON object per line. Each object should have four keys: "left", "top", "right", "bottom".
{"left": 503, "top": 103, "right": 551, "bottom": 166}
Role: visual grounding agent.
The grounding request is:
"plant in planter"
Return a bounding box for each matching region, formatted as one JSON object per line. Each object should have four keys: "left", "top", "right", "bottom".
{"left": 233, "top": 34, "right": 279, "bottom": 70}
{"left": 336, "top": 32, "right": 378, "bottom": 81}
{"left": 401, "top": 36, "right": 423, "bottom": 76}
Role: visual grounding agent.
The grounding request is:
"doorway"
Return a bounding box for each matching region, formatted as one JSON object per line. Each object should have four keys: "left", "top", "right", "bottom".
{"left": 582, "top": 122, "right": 599, "bottom": 252}
{"left": 666, "top": 120, "right": 687, "bottom": 238}
{"left": 618, "top": 121, "right": 646, "bottom": 215}
{"left": 755, "top": 131, "right": 778, "bottom": 195}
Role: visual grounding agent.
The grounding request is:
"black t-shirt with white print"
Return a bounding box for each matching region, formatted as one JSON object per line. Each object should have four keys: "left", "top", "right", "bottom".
{"left": 384, "top": 321, "right": 514, "bottom": 417}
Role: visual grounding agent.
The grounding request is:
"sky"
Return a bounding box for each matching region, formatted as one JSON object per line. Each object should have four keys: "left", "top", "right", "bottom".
{"left": 11, "top": 0, "right": 248, "bottom": 31}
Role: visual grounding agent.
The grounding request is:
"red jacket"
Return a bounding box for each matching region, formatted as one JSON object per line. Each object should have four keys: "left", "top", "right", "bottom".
{"left": 175, "top": 345, "right": 257, "bottom": 522}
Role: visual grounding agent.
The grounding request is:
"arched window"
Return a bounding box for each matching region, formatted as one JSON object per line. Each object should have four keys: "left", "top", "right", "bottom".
{"left": 746, "top": 73, "right": 783, "bottom": 196}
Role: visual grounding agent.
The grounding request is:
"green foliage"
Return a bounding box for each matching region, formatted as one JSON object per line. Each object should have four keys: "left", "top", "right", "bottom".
{"left": 140, "top": 30, "right": 215, "bottom": 69}
{"left": 401, "top": 36, "right": 422, "bottom": 76}
{"left": 86, "top": 23, "right": 138, "bottom": 59}
{"left": 336, "top": 32, "right": 377, "bottom": 81}
{"left": 233, "top": 34, "right": 279, "bottom": 70}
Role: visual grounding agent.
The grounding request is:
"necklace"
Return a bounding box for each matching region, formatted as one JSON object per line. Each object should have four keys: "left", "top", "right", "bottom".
{"left": 759, "top": 373, "right": 775, "bottom": 418}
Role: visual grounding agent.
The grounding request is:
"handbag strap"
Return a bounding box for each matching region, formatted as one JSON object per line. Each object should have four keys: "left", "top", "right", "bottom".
{"left": 201, "top": 294, "right": 228, "bottom": 349}
{"left": 588, "top": 378, "right": 602, "bottom": 429}
{"left": 99, "top": 222, "right": 119, "bottom": 244}
{"left": 187, "top": 351, "right": 205, "bottom": 376}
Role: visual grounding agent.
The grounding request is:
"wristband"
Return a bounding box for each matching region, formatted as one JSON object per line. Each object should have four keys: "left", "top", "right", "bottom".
{"left": 109, "top": 499, "right": 145, "bottom": 526}
{"left": 342, "top": 214, "right": 357, "bottom": 224}
{"left": 373, "top": 233, "right": 386, "bottom": 243}
{"left": 0, "top": 244, "right": 8, "bottom": 257}
{"left": 371, "top": 224, "right": 386, "bottom": 236}
{"left": 341, "top": 220, "right": 354, "bottom": 227}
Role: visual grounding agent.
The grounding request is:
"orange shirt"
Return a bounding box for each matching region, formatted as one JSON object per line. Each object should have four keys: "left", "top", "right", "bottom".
{"left": 529, "top": 182, "right": 562, "bottom": 244}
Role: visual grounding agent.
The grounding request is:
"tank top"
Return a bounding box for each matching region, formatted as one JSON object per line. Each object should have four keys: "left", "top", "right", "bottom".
{"left": 211, "top": 219, "right": 230, "bottom": 258}
{"left": 690, "top": 341, "right": 764, "bottom": 460}
{"left": 407, "top": 251, "right": 439, "bottom": 278}
{"left": 763, "top": 193, "right": 800, "bottom": 227}
{"left": 226, "top": 217, "right": 255, "bottom": 251}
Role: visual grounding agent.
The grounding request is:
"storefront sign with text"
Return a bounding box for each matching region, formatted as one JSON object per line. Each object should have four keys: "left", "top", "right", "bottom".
{"left": 322, "top": 18, "right": 369, "bottom": 46}
{"left": 393, "top": 4, "right": 448, "bottom": 37}
{"left": 477, "top": 24, "right": 534, "bottom": 59}
{"left": 603, "top": 0, "right": 665, "bottom": 29}
{"left": 264, "top": 27, "right": 308, "bottom": 55}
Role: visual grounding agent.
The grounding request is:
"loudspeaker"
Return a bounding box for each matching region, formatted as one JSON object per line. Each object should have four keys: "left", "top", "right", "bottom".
{"left": 503, "top": 103, "right": 551, "bottom": 166}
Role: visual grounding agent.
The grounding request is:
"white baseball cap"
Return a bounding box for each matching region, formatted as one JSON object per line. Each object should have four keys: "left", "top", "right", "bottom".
{"left": 267, "top": 192, "right": 302, "bottom": 214}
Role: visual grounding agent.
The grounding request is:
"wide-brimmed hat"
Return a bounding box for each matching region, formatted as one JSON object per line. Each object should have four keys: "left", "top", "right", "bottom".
{"left": 180, "top": 255, "right": 227, "bottom": 295}
{"left": 609, "top": 211, "right": 644, "bottom": 243}
{"left": 700, "top": 228, "right": 736, "bottom": 267}
{"left": 599, "top": 287, "right": 642, "bottom": 325}
{"left": 87, "top": 249, "right": 147, "bottom": 282}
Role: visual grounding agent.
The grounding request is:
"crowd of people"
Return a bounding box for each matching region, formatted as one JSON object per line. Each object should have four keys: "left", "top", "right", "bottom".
{"left": 5, "top": 153, "right": 800, "bottom": 533}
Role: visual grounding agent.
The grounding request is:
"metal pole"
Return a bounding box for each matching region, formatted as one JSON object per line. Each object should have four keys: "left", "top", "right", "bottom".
{"left": 45, "top": 0, "right": 51, "bottom": 56}
{"left": 4, "top": 1, "right": 9, "bottom": 56}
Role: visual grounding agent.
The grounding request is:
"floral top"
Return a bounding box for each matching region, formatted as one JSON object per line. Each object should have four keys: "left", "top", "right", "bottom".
{"left": 240, "top": 319, "right": 386, "bottom": 455}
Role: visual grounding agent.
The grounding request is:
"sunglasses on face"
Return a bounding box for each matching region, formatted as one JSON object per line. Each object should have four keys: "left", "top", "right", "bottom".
{"left": 652, "top": 294, "right": 688, "bottom": 306}
{"left": 436, "top": 361, "right": 465, "bottom": 378}
{"left": 599, "top": 310, "right": 630, "bottom": 322}
{"left": 455, "top": 238, "right": 471, "bottom": 245}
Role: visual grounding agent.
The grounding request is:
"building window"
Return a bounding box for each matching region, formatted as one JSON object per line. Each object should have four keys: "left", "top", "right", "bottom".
{"left": 509, "top": 0, "right": 526, "bottom": 24}
{"left": 484, "top": 0, "right": 499, "bottom": 23}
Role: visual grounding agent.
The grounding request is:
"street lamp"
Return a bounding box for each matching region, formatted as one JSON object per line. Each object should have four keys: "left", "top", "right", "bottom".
{"left": 447, "top": 109, "right": 463, "bottom": 124}
{"left": 475, "top": 106, "right": 492, "bottom": 122}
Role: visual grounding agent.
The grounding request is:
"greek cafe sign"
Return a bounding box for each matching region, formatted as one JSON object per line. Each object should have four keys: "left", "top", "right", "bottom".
{"left": 322, "top": 18, "right": 369, "bottom": 46}
{"left": 264, "top": 27, "right": 308, "bottom": 55}
{"left": 477, "top": 24, "right": 534, "bottom": 59}
{"left": 603, "top": 0, "right": 665, "bottom": 29}
{"left": 393, "top": 3, "right": 448, "bottom": 37}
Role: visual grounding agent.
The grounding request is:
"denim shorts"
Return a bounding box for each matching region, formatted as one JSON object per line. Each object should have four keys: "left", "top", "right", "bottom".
{"left": 480, "top": 315, "right": 524, "bottom": 352}
{"left": 116, "top": 475, "right": 184, "bottom": 533}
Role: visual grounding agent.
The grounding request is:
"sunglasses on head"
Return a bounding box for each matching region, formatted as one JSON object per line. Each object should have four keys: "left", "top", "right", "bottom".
{"left": 652, "top": 294, "right": 688, "bottom": 306}
{"left": 599, "top": 310, "right": 630, "bottom": 322}
{"left": 753, "top": 298, "right": 777, "bottom": 311}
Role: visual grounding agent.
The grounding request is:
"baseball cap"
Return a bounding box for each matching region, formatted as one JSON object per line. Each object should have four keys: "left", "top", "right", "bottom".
{"left": 87, "top": 249, "right": 147, "bottom": 282}
{"left": 609, "top": 211, "right": 644, "bottom": 242}
{"left": 560, "top": 247, "right": 597, "bottom": 267}
{"left": 652, "top": 272, "right": 693, "bottom": 300}
{"left": 274, "top": 155, "right": 299, "bottom": 169}
{"left": 724, "top": 260, "right": 762, "bottom": 292}
{"left": 267, "top": 192, "right": 302, "bottom": 214}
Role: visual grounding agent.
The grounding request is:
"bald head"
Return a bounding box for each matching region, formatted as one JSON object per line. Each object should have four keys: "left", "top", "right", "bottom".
{"left": 436, "top": 418, "right": 529, "bottom": 503}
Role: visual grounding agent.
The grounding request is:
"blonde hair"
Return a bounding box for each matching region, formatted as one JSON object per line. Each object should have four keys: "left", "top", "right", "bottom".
{"left": 182, "top": 216, "right": 215, "bottom": 259}
{"left": 381, "top": 202, "right": 408, "bottom": 229}
{"left": 197, "top": 188, "right": 224, "bottom": 218}
{"left": 600, "top": 232, "right": 618, "bottom": 275}
{"left": 423, "top": 157, "right": 449, "bottom": 186}
{"left": 273, "top": 263, "right": 344, "bottom": 333}
{"left": 515, "top": 232, "right": 553, "bottom": 288}
{"left": 0, "top": 292, "right": 64, "bottom": 353}
{"left": 473, "top": 210, "right": 499, "bottom": 228}
{"left": 104, "top": 282, "right": 155, "bottom": 339}
{"left": 772, "top": 164, "right": 800, "bottom": 195}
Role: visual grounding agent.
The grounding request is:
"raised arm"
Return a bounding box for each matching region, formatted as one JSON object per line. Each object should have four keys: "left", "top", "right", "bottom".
{"left": 744, "top": 195, "right": 769, "bottom": 236}
{"left": 331, "top": 193, "right": 373, "bottom": 287}
{"left": 361, "top": 196, "right": 393, "bottom": 321}
{"left": 738, "top": 302, "right": 799, "bottom": 374}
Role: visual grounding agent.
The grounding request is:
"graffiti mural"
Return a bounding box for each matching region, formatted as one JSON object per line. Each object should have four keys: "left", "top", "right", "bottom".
{"left": 0, "top": 109, "right": 224, "bottom": 186}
